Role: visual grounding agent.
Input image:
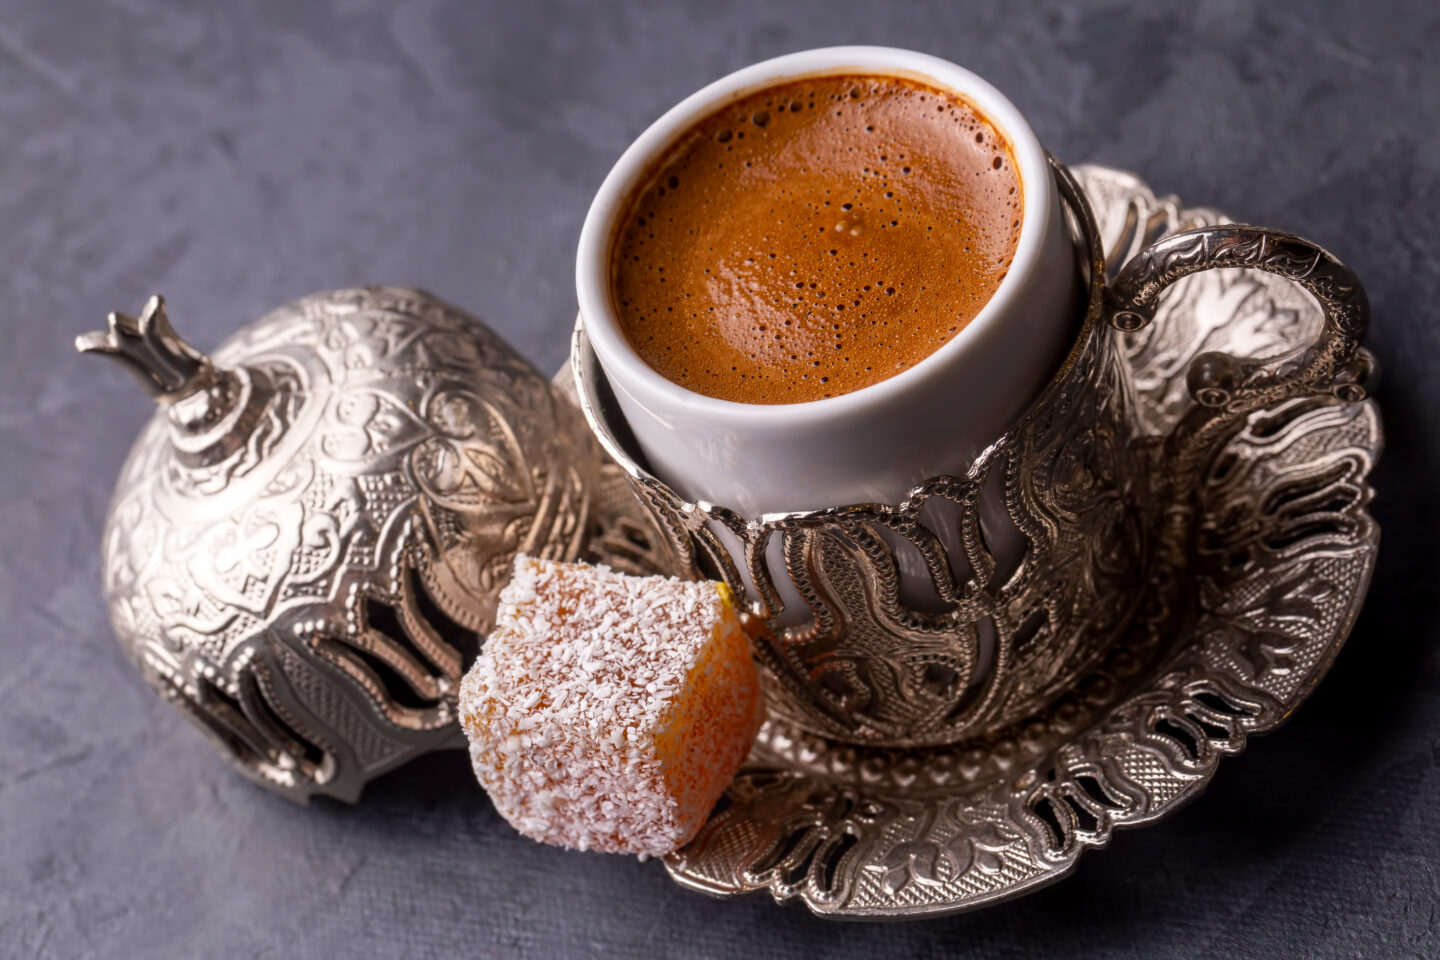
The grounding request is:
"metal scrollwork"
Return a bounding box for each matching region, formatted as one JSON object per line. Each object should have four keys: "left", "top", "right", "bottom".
{"left": 575, "top": 165, "right": 1381, "bottom": 916}
{"left": 576, "top": 160, "right": 1158, "bottom": 748}
{"left": 575, "top": 157, "right": 1373, "bottom": 754}
{"left": 83, "top": 287, "right": 609, "bottom": 802}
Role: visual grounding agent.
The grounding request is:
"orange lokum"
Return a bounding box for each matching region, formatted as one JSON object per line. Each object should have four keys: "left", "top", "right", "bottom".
{"left": 459, "top": 555, "right": 763, "bottom": 856}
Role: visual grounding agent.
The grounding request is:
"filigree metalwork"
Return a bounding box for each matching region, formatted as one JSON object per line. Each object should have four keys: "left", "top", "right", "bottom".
{"left": 573, "top": 159, "right": 1372, "bottom": 751}
{"left": 574, "top": 165, "right": 1381, "bottom": 915}
{"left": 82, "top": 287, "right": 608, "bottom": 802}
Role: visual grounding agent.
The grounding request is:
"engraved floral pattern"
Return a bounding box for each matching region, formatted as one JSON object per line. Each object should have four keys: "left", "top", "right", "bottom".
{"left": 97, "top": 287, "right": 608, "bottom": 802}
{"left": 627, "top": 165, "right": 1382, "bottom": 916}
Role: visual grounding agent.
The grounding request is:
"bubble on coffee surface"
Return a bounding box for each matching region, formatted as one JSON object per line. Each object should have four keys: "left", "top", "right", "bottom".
{"left": 612, "top": 74, "right": 1022, "bottom": 404}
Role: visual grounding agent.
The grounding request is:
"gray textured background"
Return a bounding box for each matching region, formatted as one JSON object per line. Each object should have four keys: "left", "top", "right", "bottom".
{"left": 3, "top": 1, "right": 1438, "bottom": 957}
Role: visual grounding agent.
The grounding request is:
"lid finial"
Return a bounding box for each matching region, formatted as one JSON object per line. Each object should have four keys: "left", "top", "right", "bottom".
{"left": 75, "top": 295, "right": 213, "bottom": 402}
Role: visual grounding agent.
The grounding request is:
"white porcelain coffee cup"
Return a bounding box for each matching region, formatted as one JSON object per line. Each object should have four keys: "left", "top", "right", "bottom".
{"left": 576, "top": 46, "right": 1079, "bottom": 520}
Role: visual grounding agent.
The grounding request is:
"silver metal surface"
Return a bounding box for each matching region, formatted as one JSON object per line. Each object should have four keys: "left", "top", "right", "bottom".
{"left": 573, "top": 165, "right": 1381, "bottom": 916}
{"left": 573, "top": 160, "right": 1372, "bottom": 750}
{"left": 78, "top": 287, "right": 614, "bottom": 803}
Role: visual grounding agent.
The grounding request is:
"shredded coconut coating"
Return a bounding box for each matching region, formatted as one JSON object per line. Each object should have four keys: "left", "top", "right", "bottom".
{"left": 459, "top": 555, "right": 763, "bottom": 857}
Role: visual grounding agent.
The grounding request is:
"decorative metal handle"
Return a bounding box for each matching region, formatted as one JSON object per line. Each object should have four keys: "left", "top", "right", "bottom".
{"left": 1106, "top": 225, "right": 1375, "bottom": 497}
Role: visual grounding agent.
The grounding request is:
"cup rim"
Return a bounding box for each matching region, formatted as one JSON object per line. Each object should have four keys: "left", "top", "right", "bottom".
{"left": 573, "top": 156, "right": 1107, "bottom": 524}
{"left": 576, "top": 45, "right": 1055, "bottom": 427}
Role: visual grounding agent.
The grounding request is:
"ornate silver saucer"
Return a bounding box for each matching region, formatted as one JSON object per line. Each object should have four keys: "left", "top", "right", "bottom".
{"left": 636, "top": 164, "right": 1383, "bottom": 918}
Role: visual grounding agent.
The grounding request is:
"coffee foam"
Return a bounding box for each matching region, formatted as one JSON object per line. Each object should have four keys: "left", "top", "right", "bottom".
{"left": 611, "top": 74, "right": 1022, "bottom": 404}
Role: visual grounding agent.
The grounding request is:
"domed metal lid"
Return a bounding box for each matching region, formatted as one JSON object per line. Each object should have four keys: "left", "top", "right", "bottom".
{"left": 77, "top": 287, "right": 662, "bottom": 802}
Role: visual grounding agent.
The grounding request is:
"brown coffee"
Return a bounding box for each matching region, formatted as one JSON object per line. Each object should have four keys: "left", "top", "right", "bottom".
{"left": 610, "top": 73, "right": 1022, "bottom": 404}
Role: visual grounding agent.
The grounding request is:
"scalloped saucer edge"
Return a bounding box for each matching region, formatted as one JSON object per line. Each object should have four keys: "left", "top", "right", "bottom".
{"left": 652, "top": 164, "right": 1383, "bottom": 919}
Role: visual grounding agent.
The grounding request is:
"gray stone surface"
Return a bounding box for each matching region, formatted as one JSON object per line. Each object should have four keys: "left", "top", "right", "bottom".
{"left": 3, "top": 0, "right": 1438, "bottom": 956}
